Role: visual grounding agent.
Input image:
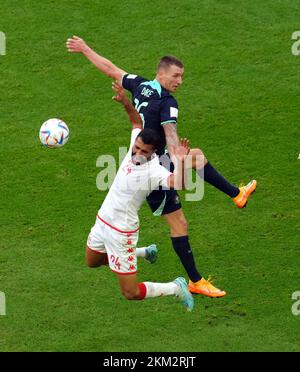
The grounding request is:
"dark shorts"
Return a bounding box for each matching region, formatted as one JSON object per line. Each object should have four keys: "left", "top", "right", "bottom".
{"left": 146, "top": 153, "right": 182, "bottom": 216}
{"left": 146, "top": 188, "right": 182, "bottom": 216}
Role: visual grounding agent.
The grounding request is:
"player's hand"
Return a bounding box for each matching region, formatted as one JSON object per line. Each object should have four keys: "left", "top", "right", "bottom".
{"left": 66, "top": 35, "right": 89, "bottom": 53}
{"left": 112, "top": 81, "right": 128, "bottom": 104}
{"left": 173, "top": 138, "right": 190, "bottom": 162}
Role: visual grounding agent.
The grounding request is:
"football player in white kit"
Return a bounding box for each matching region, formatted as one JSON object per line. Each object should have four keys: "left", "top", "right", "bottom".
{"left": 86, "top": 83, "right": 194, "bottom": 311}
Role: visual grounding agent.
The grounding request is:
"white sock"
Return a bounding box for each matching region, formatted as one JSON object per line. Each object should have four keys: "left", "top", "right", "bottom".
{"left": 143, "top": 282, "right": 180, "bottom": 298}
{"left": 136, "top": 247, "right": 147, "bottom": 258}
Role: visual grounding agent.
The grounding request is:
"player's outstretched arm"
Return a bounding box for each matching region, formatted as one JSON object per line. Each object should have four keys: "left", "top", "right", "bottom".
{"left": 112, "top": 82, "right": 142, "bottom": 129}
{"left": 168, "top": 138, "right": 190, "bottom": 190}
{"left": 66, "top": 36, "right": 126, "bottom": 82}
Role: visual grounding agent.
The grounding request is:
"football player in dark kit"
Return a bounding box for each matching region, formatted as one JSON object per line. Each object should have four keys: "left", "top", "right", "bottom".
{"left": 67, "top": 36, "right": 257, "bottom": 297}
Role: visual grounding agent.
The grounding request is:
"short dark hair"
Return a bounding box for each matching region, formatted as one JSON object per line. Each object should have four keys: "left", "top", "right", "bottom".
{"left": 136, "top": 129, "right": 163, "bottom": 154}
{"left": 157, "top": 55, "right": 184, "bottom": 71}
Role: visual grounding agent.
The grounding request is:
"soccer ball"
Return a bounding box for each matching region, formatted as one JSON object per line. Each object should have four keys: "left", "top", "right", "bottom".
{"left": 39, "top": 118, "right": 70, "bottom": 148}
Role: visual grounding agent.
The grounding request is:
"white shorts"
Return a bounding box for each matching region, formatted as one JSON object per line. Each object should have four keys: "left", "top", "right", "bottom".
{"left": 87, "top": 216, "right": 139, "bottom": 275}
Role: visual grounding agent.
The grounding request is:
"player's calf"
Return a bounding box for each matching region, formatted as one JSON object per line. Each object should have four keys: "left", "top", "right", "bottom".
{"left": 164, "top": 209, "right": 188, "bottom": 236}
{"left": 117, "top": 274, "right": 194, "bottom": 311}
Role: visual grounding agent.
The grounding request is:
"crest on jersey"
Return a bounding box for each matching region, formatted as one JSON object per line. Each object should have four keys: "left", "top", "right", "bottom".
{"left": 127, "top": 74, "right": 137, "bottom": 79}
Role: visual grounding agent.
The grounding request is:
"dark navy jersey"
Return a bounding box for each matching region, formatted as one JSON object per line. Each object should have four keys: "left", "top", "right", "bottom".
{"left": 122, "top": 74, "right": 179, "bottom": 154}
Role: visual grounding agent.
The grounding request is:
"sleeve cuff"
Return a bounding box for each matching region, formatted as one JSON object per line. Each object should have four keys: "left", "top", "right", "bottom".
{"left": 161, "top": 120, "right": 177, "bottom": 126}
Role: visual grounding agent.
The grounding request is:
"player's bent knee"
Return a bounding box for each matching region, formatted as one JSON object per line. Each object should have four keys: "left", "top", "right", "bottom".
{"left": 189, "top": 147, "right": 202, "bottom": 156}
{"left": 122, "top": 292, "right": 135, "bottom": 300}
{"left": 190, "top": 148, "right": 207, "bottom": 168}
{"left": 194, "top": 148, "right": 206, "bottom": 160}
{"left": 121, "top": 287, "right": 140, "bottom": 300}
{"left": 121, "top": 290, "right": 135, "bottom": 300}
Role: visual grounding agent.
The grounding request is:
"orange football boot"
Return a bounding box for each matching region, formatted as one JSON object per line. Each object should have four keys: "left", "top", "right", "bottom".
{"left": 188, "top": 277, "right": 226, "bottom": 298}
{"left": 233, "top": 180, "right": 257, "bottom": 209}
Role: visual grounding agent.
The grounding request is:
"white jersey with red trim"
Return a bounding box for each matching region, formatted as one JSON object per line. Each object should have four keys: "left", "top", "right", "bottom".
{"left": 98, "top": 128, "right": 171, "bottom": 232}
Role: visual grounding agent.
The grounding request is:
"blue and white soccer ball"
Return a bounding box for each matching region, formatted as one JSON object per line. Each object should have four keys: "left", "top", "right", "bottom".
{"left": 39, "top": 118, "right": 70, "bottom": 148}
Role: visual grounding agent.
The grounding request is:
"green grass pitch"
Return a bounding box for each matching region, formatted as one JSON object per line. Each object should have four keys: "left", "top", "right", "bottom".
{"left": 0, "top": 0, "right": 299, "bottom": 351}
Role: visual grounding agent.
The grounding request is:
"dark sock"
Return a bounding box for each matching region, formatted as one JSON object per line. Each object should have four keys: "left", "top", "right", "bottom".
{"left": 198, "top": 162, "right": 240, "bottom": 198}
{"left": 171, "top": 236, "right": 202, "bottom": 283}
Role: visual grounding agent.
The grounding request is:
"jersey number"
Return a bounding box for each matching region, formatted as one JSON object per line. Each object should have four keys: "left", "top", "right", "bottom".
{"left": 134, "top": 98, "right": 148, "bottom": 128}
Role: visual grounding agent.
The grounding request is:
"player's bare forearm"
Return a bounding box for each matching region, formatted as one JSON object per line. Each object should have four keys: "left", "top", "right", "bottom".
{"left": 163, "top": 123, "right": 180, "bottom": 158}
{"left": 66, "top": 36, "right": 126, "bottom": 82}
{"left": 112, "top": 82, "right": 142, "bottom": 129}
{"left": 169, "top": 161, "right": 185, "bottom": 190}
{"left": 123, "top": 101, "right": 143, "bottom": 129}
{"left": 84, "top": 48, "right": 126, "bottom": 81}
